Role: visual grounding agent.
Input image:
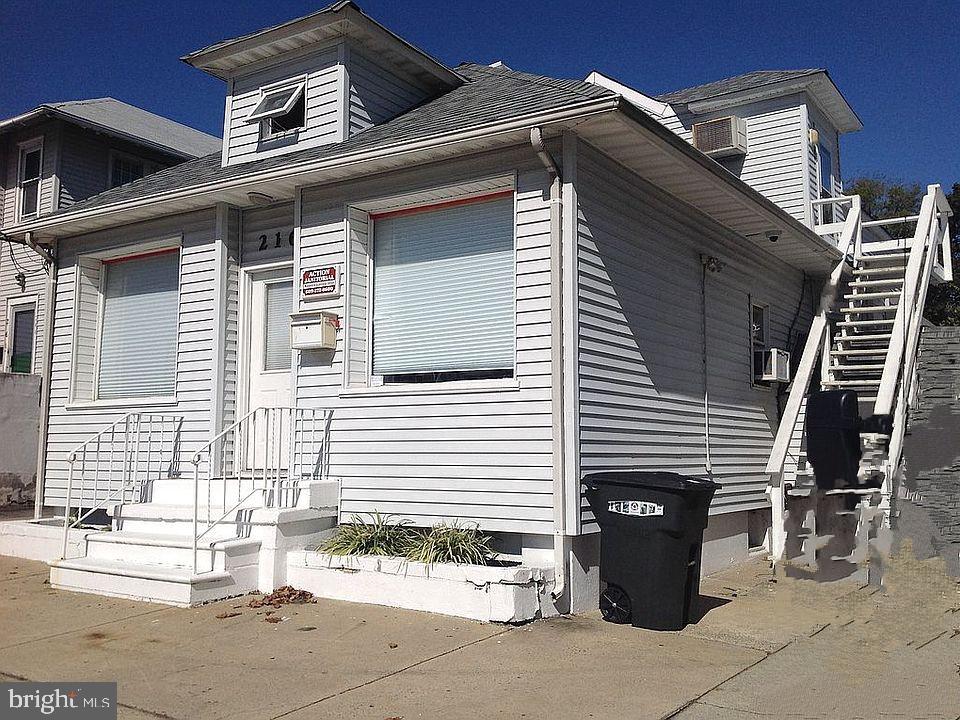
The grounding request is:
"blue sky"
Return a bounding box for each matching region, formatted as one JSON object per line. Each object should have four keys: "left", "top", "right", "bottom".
{"left": 1, "top": 0, "right": 956, "bottom": 187}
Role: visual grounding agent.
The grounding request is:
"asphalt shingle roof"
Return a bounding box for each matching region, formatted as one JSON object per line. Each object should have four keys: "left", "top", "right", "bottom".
{"left": 44, "top": 99, "right": 221, "bottom": 157}
{"left": 47, "top": 64, "right": 613, "bottom": 217}
{"left": 656, "top": 69, "right": 824, "bottom": 105}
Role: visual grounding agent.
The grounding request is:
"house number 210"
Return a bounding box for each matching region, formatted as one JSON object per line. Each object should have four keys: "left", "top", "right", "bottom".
{"left": 258, "top": 230, "right": 295, "bottom": 251}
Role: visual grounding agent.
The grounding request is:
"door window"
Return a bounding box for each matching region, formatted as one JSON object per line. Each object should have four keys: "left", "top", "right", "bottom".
{"left": 262, "top": 280, "right": 293, "bottom": 371}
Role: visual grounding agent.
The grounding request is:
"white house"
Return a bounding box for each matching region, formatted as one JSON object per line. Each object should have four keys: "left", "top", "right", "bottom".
{"left": 1, "top": 1, "right": 942, "bottom": 617}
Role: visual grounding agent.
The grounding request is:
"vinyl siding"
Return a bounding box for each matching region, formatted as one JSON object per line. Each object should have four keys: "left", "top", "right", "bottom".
{"left": 575, "top": 142, "right": 813, "bottom": 527}
{"left": 659, "top": 95, "right": 808, "bottom": 224}
{"left": 296, "top": 147, "right": 555, "bottom": 534}
{"left": 1, "top": 120, "right": 58, "bottom": 226}
{"left": 225, "top": 45, "right": 344, "bottom": 166}
{"left": 43, "top": 210, "right": 219, "bottom": 507}
{"left": 0, "top": 243, "right": 48, "bottom": 373}
{"left": 347, "top": 48, "right": 434, "bottom": 136}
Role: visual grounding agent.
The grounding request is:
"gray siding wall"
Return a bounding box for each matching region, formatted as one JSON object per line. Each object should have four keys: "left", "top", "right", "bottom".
{"left": 1, "top": 119, "right": 59, "bottom": 227}
{"left": 659, "top": 95, "right": 809, "bottom": 224}
{"left": 43, "top": 210, "right": 219, "bottom": 506}
{"left": 575, "top": 142, "right": 813, "bottom": 526}
{"left": 346, "top": 46, "right": 434, "bottom": 136}
{"left": 806, "top": 103, "right": 843, "bottom": 225}
{"left": 295, "top": 147, "right": 555, "bottom": 534}
{"left": 225, "top": 45, "right": 343, "bottom": 166}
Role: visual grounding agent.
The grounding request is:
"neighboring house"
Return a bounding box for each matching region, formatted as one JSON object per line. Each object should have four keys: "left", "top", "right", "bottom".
{"left": 1, "top": 1, "right": 939, "bottom": 613}
{"left": 0, "top": 99, "right": 221, "bottom": 376}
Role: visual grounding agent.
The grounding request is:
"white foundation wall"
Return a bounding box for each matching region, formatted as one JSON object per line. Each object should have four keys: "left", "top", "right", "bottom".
{"left": 295, "top": 147, "right": 556, "bottom": 535}
{"left": 574, "top": 141, "right": 816, "bottom": 531}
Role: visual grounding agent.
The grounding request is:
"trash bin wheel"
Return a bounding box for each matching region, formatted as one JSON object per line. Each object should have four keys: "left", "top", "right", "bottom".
{"left": 599, "top": 584, "right": 632, "bottom": 624}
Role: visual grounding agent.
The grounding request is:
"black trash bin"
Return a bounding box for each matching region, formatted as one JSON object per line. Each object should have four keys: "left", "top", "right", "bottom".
{"left": 584, "top": 471, "right": 718, "bottom": 631}
{"left": 805, "top": 390, "right": 861, "bottom": 490}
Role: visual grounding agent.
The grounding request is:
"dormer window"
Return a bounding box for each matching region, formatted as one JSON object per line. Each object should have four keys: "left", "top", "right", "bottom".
{"left": 246, "top": 81, "right": 306, "bottom": 139}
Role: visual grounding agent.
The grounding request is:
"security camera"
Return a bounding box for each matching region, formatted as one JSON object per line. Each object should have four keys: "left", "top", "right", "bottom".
{"left": 765, "top": 230, "right": 781, "bottom": 243}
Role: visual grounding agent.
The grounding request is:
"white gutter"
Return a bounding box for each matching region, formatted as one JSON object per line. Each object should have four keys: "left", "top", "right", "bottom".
{"left": 530, "top": 126, "right": 567, "bottom": 607}
{"left": 33, "top": 239, "right": 57, "bottom": 519}
{"left": 6, "top": 96, "right": 621, "bottom": 239}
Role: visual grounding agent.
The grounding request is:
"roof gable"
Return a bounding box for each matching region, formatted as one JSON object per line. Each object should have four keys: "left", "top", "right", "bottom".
{"left": 0, "top": 98, "right": 221, "bottom": 158}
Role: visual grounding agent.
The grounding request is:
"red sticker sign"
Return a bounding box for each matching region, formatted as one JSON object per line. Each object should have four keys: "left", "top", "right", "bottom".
{"left": 301, "top": 266, "right": 339, "bottom": 299}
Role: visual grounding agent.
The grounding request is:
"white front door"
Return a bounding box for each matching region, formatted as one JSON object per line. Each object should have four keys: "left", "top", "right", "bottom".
{"left": 245, "top": 267, "right": 294, "bottom": 471}
{"left": 247, "top": 267, "right": 293, "bottom": 409}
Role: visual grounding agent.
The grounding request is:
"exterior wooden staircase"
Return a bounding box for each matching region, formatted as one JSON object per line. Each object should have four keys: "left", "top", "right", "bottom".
{"left": 766, "top": 186, "right": 954, "bottom": 576}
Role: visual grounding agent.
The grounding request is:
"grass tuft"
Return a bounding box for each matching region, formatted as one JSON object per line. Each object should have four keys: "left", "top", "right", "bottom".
{"left": 319, "top": 514, "right": 498, "bottom": 565}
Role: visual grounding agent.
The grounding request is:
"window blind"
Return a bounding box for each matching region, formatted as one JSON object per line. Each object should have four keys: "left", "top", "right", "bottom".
{"left": 98, "top": 250, "right": 179, "bottom": 399}
{"left": 263, "top": 280, "right": 293, "bottom": 371}
{"left": 372, "top": 195, "right": 515, "bottom": 376}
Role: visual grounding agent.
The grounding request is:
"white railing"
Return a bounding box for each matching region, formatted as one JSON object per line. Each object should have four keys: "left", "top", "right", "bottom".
{"left": 189, "top": 406, "right": 329, "bottom": 573}
{"left": 870, "top": 185, "right": 952, "bottom": 486}
{"left": 61, "top": 413, "right": 182, "bottom": 559}
{"left": 766, "top": 195, "right": 862, "bottom": 477}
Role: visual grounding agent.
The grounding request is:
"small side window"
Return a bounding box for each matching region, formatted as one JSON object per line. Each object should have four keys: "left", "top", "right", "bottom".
{"left": 7, "top": 302, "right": 36, "bottom": 374}
{"left": 246, "top": 82, "right": 306, "bottom": 139}
{"left": 750, "top": 302, "right": 769, "bottom": 385}
{"left": 17, "top": 141, "right": 43, "bottom": 220}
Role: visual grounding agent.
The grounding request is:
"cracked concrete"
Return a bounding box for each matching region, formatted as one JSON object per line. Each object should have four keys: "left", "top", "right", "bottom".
{"left": 1, "top": 551, "right": 958, "bottom": 719}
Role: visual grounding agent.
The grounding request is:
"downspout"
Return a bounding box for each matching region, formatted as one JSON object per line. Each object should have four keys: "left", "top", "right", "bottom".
{"left": 34, "top": 237, "right": 57, "bottom": 518}
{"left": 530, "top": 127, "right": 567, "bottom": 605}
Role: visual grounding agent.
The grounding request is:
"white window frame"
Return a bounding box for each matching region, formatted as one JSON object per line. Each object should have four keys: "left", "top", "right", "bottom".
{"left": 750, "top": 299, "right": 770, "bottom": 389}
{"left": 16, "top": 137, "right": 43, "bottom": 222}
{"left": 246, "top": 77, "right": 306, "bottom": 141}
{"left": 67, "top": 238, "right": 182, "bottom": 410}
{"left": 108, "top": 150, "right": 159, "bottom": 189}
{"left": 4, "top": 295, "right": 38, "bottom": 374}
{"left": 359, "top": 188, "right": 520, "bottom": 393}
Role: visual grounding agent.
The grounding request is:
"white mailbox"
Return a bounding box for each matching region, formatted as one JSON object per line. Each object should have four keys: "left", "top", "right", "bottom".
{"left": 290, "top": 310, "right": 338, "bottom": 350}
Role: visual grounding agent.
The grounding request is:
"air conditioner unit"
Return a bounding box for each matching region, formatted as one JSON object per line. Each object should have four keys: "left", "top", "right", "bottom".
{"left": 757, "top": 348, "right": 791, "bottom": 383}
{"left": 692, "top": 116, "right": 748, "bottom": 158}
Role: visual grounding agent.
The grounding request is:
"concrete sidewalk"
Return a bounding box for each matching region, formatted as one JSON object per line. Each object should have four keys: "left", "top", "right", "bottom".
{"left": 1, "top": 552, "right": 958, "bottom": 720}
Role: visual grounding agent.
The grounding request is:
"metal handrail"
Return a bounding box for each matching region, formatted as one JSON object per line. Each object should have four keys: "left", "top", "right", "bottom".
{"left": 61, "top": 413, "right": 181, "bottom": 559}
{"left": 189, "top": 406, "right": 328, "bottom": 573}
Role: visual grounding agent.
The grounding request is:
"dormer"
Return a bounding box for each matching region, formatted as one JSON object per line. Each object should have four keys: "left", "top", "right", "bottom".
{"left": 182, "top": 1, "right": 462, "bottom": 167}
{"left": 586, "top": 69, "right": 862, "bottom": 230}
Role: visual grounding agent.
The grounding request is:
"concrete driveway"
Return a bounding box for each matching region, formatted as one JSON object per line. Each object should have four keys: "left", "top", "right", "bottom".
{"left": 1, "top": 552, "right": 958, "bottom": 720}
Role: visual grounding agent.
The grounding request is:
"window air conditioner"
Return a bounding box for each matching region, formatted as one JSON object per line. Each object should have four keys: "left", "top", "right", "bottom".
{"left": 692, "top": 116, "right": 748, "bottom": 158}
{"left": 757, "top": 348, "right": 791, "bottom": 383}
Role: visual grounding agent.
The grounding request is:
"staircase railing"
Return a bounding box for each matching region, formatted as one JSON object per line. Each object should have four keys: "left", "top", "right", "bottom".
{"left": 870, "top": 185, "right": 952, "bottom": 489}
{"left": 766, "top": 195, "right": 862, "bottom": 477}
{"left": 765, "top": 195, "right": 861, "bottom": 559}
{"left": 189, "top": 406, "right": 329, "bottom": 573}
{"left": 61, "top": 413, "right": 182, "bottom": 559}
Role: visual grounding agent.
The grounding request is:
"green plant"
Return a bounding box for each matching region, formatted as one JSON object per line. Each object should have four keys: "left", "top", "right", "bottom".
{"left": 319, "top": 512, "right": 418, "bottom": 557}
{"left": 405, "top": 521, "right": 497, "bottom": 565}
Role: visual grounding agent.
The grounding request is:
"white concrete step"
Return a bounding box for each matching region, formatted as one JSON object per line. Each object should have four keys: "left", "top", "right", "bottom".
{"left": 84, "top": 531, "right": 260, "bottom": 573}
{"left": 49, "top": 556, "right": 257, "bottom": 607}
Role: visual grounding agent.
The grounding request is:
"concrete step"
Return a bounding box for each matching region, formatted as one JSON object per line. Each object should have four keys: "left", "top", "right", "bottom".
{"left": 49, "top": 556, "right": 257, "bottom": 607}
{"left": 85, "top": 531, "right": 260, "bottom": 573}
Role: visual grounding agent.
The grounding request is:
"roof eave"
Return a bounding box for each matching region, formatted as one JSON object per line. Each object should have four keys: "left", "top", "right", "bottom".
{"left": 681, "top": 73, "right": 862, "bottom": 134}
{"left": 181, "top": 1, "right": 463, "bottom": 88}
{"left": 5, "top": 96, "right": 620, "bottom": 239}
{"left": 609, "top": 97, "right": 843, "bottom": 271}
